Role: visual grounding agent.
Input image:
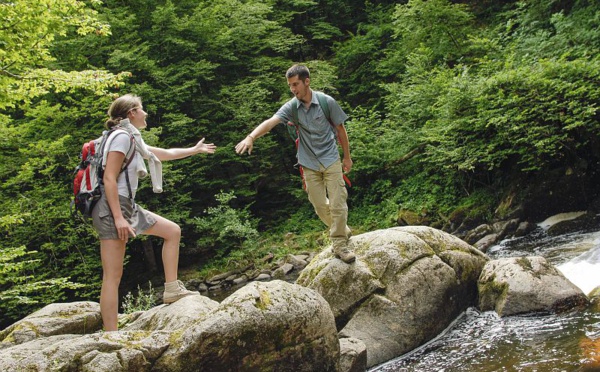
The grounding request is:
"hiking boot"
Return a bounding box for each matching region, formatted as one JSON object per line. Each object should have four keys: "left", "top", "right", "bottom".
{"left": 163, "top": 280, "right": 200, "bottom": 304}
{"left": 332, "top": 241, "right": 356, "bottom": 264}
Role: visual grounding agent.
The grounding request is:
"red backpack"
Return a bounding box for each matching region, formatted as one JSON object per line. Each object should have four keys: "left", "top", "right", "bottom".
{"left": 72, "top": 128, "right": 135, "bottom": 218}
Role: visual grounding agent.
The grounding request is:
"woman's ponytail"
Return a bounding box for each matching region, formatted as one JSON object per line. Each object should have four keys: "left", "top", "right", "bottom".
{"left": 105, "top": 94, "right": 142, "bottom": 129}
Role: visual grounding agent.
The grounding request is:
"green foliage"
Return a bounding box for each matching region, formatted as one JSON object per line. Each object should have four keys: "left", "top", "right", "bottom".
{"left": 344, "top": 0, "right": 600, "bottom": 229}
{"left": 192, "top": 191, "right": 259, "bottom": 259}
{"left": 0, "top": 1, "right": 125, "bottom": 327}
{"left": 122, "top": 282, "right": 156, "bottom": 314}
{"left": 391, "top": 0, "right": 475, "bottom": 65}
{"left": 0, "top": 216, "right": 85, "bottom": 328}
{"left": 196, "top": 204, "right": 330, "bottom": 279}
{"left": 0, "top": 0, "right": 129, "bottom": 109}
{"left": 344, "top": 106, "right": 388, "bottom": 177}
{"left": 493, "top": 0, "right": 600, "bottom": 60}
{"left": 0, "top": 96, "right": 106, "bottom": 326}
{"left": 333, "top": 3, "right": 396, "bottom": 108}
{"left": 408, "top": 57, "right": 600, "bottom": 175}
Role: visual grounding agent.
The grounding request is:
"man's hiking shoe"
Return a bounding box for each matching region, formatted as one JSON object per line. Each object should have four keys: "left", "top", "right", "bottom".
{"left": 163, "top": 280, "right": 199, "bottom": 304}
{"left": 333, "top": 242, "right": 356, "bottom": 264}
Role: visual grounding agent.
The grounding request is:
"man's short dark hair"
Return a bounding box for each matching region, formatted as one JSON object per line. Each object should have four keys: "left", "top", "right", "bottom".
{"left": 286, "top": 64, "right": 310, "bottom": 80}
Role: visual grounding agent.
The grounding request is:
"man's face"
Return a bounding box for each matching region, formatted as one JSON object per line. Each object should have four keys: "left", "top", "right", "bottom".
{"left": 287, "top": 75, "right": 310, "bottom": 102}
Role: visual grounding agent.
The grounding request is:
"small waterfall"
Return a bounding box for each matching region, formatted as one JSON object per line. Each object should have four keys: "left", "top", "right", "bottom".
{"left": 531, "top": 211, "right": 600, "bottom": 295}
{"left": 557, "top": 241, "right": 600, "bottom": 295}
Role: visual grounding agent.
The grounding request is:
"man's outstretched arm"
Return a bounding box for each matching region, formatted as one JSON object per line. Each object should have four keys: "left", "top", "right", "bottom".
{"left": 235, "top": 115, "right": 281, "bottom": 155}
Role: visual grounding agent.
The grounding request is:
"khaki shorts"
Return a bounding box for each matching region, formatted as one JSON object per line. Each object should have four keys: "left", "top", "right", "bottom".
{"left": 92, "top": 194, "right": 156, "bottom": 240}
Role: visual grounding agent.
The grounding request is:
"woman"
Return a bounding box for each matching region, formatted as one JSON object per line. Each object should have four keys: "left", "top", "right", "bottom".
{"left": 93, "top": 94, "right": 216, "bottom": 331}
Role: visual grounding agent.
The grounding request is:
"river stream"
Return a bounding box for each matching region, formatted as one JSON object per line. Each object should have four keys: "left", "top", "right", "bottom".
{"left": 371, "top": 214, "right": 600, "bottom": 372}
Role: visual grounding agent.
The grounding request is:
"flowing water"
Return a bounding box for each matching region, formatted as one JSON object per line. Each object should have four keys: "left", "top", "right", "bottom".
{"left": 371, "top": 214, "right": 600, "bottom": 372}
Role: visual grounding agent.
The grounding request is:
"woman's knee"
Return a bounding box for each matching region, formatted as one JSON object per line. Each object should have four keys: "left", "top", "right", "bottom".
{"left": 170, "top": 223, "right": 182, "bottom": 240}
{"left": 102, "top": 267, "right": 123, "bottom": 283}
{"left": 147, "top": 217, "right": 181, "bottom": 241}
{"left": 161, "top": 220, "right": 181, "bottom": 241}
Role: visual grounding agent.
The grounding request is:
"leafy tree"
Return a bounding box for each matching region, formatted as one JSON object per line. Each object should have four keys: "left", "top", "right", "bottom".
{"left": 333, "top": 3, "right": 396, "bottom": 109}
{"left": 0, "top": 214, "right": 86, "bottom": 328}
{"left": 0, "top": 0, "right": 129, "bottom": 109}
{"left": 496, "top": 0, "right": 600, "bottom": 60}
{"left": 350, "top": 0, "right": 600, "bottom": 226}
{"left": 382, "top": 0, "right": 476, "bottom": 75}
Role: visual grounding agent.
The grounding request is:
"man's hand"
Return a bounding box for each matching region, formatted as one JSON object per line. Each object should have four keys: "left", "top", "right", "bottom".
{"left": 235, "top": 136, "right": 254, "bottom": 155}
{"left": 343, "top": 157, "right": 353, "bottom": 174}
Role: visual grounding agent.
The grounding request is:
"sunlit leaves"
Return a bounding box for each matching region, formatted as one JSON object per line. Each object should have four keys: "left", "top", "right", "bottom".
{"left": 0, "top": 0, "right": 126, "bottom": 108}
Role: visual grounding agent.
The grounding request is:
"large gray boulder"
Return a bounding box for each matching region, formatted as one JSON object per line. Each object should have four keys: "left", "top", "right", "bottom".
{"left": 153, "top": 280, "right": 339, "bottom": 371}
{"left": 0, "top": 281, "right": 339, "bottom": 372}
{"left": 0, "top": 301, "right": 102, "bottom": 350}
{"left": 478, "top": 256, "right": 589, "bottom": 316}
{"left": 0, "top": 331, "right": 172, "bottom": 371}
{"left": 297, "top": 226, "right": 489, "bottom": 368}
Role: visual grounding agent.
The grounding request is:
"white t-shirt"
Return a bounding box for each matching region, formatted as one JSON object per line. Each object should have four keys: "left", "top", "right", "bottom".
{"left": 105, "top": 131, "right": 139, "bottom": 198}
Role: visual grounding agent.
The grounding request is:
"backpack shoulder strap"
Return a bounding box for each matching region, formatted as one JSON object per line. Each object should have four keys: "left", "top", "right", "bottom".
{"left": 101, "top": 128, "right": 136, "bottom": 171}
{"left": 315, "top": 92, "right": 351, "bottom": 187}
{"left": 288, "top": 93, "right": 335, "bottom": 138}
{"left": 290, "top": 97, "right": 299, "bottom": 125}
{"left": 315, "top": 92, "right": 332, "bottom": 125}
{"left": 286, "top": 98, "right": 300, "bottom": 141}
{"left": 122, "top": 133, "right": 136, "bottom": 170}
{"left": 291, "top": 92, "right": 330, "bottom": 124}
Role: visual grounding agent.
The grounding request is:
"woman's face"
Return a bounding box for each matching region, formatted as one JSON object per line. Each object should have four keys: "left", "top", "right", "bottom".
{"left": 127, "top": 105, "right": 147, "bottom": 129}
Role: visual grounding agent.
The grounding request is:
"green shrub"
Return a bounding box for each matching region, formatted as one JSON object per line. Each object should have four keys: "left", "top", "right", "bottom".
{"left": 122, "top": 282, "right": 157, "bottom": 314}
{"left": 192, "top": 191, "right": 259, "bottom": 259}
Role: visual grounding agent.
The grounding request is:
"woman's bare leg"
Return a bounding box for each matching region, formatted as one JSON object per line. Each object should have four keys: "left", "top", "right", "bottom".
{"left": 100, "top": 239, "right": 126, "bottom": 331}
{"left": 142, "top": 212, "right": 181, "bottom": 282}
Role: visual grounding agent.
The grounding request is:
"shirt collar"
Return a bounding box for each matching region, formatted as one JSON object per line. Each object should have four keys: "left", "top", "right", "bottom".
{"left": 295, "top": 89, "right": 317, "bottom": 108}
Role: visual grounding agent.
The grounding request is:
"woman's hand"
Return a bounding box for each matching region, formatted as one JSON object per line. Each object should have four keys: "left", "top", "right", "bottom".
{"left": 193, "top": 138, "right": 217, "bottom": 154}
{"left": 114, "top": 215, "right": 136, "bottom": 241}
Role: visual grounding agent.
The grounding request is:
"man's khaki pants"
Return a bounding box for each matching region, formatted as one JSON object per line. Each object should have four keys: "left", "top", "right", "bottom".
{"left": 303, "top": 159, "right": 351, "bottom": 245}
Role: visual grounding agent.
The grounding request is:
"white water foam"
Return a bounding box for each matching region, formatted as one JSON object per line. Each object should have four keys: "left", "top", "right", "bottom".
{"left": 537, "top": 211, "right": 587, "bottom": 230}
{"left": 557, "top": 240, "right": 600, "bottom": 295}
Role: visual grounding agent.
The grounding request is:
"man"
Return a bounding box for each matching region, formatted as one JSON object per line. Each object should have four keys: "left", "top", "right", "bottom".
{"left": 235, "top": 64, "right": 355, "bottom": 263}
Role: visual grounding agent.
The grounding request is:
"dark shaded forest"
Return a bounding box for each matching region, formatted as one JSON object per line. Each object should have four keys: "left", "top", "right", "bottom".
{"left": 1, "top": 0, "right": 599, "bottom": 327}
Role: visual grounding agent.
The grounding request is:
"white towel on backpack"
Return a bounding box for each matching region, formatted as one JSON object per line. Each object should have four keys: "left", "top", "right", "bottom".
{"left": 104, "top": 119, "right": 163, "bottom": 193}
